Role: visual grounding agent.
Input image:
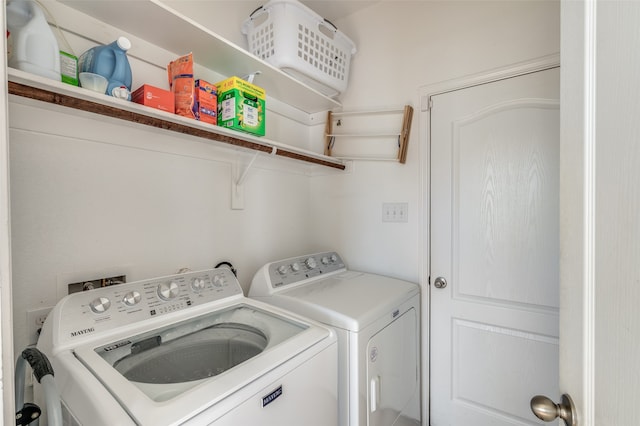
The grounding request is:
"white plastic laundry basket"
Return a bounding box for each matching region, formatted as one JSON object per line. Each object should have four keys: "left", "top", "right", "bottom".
{"left": 242, "top": 0, "right": 357, "bottom": 98}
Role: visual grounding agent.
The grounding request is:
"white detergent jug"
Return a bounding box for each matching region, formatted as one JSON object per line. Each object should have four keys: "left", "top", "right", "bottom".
{"left": 6, "top": 0, "right": 61, "bottom": 81}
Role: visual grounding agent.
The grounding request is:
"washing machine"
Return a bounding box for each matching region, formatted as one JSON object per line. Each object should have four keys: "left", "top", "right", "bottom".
{"left": 36, "top": 267, "right": 338, "bottom": 425}
{"left": 249, "top": 251, "right": 421, "bottom": 426}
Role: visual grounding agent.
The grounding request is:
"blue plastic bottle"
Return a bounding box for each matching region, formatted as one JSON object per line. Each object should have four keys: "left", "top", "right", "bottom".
{"left": 79, "top": 37, "right": 133, "bottom": 100}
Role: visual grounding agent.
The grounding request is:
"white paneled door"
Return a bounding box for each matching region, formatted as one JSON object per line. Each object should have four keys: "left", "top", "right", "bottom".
{"left": 430, "top": 68, "right": 560, "bottom": 425}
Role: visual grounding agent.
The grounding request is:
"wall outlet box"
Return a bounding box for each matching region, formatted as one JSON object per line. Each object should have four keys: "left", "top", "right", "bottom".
{"left": 67, "top": 274, "right": 126, "bottom": 294}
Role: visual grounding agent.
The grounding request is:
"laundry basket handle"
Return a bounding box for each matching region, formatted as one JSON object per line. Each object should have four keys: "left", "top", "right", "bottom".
{"left": 249, "top": 5, "right": 264, "bottom": 18}
{"left": 243, "top": 4, "right": 270, "bottom": 35}
{"left": 323, "top": 18, "right": 338, "bottom": 31}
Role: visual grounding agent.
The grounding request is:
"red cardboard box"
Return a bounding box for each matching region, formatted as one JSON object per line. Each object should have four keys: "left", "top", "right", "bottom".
{"left": 193, "top": 79, "right": 217, "bottom": 125}
{"left": 132, "top": 84, "right": 175, "bottom": 114}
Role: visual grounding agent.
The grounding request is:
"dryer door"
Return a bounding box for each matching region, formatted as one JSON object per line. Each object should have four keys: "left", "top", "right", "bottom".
{"left": 366, "top": 307, "right": 419, "bottom": 426}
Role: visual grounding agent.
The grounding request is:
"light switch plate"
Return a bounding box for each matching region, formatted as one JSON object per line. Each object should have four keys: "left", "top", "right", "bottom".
{"left": 382, "top": 202, "right": 408, "bottom": 222}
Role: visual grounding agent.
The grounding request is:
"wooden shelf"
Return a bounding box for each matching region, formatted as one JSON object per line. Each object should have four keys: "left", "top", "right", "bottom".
{"left": 8, "top": 69, "right": 346, "bottom": 171}
{"left": 56, "top": 0, "right": 341, "bottom": 114}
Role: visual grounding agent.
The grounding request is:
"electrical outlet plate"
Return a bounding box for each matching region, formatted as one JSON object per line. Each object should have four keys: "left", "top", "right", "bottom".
{"left": 26, "top": 307, "right": 53, "bottom": 346}
{"left": 382, "top": 202, "right": 408, "bottom": 223}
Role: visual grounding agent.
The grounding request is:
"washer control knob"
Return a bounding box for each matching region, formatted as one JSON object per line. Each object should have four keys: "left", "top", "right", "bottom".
{"left": 321, "top": 256, "right": 330, "bottom": 265}
{"left": 212, "top": 274, "right": 224, "bottom": 288}
{"left": 122, "top": 291, "right": 141, "bottom": 306}
{"left": 191, "top": 277, "right": 206, "bottom": 292}
{"left": 291, "top": 262, "right": 301, "bottom": 272}
{"left": 305, "top": 257, "right": 317, "bottom": 269}
{"left": 330, "top": 254, "right": 338, "bottom": 262}
{"left": 277, "top": 265, "right": 288, "bottom": 275}
{"left": 157, "top": 281, "right": 180, "bottom": 300}
{"left": 89, "top": 297, "right": 111, "bottom": 314}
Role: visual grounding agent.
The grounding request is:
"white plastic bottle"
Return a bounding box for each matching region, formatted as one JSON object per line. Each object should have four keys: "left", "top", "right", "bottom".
{"left": 6, "top": 0, "right": 61, "bottom": 81}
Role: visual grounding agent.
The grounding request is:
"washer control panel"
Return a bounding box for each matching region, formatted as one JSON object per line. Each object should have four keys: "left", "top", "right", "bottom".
{"left": 267, "top": 251, "right": 346, "bottom": 289}
{"left": 53, "top": 268, "right": 242, "bottom": 345}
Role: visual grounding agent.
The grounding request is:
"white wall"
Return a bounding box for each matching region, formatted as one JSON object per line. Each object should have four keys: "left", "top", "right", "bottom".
{"left": 8, "top": 0, "right": 319, "bottom": 358}
{"left": 309, "top": 0, "right": 560, "bottom": 283}
{"left": 7, "top": 0, "right": 559, "bottom": 385}
{"left": 9, "top": 99, "right": 318, "bottom": 355}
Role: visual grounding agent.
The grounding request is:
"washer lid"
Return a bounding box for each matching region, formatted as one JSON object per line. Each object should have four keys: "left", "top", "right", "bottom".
{"left": 269, "top": 271, "right": 419, "bottom": 331}
{"left": 72, "top": 300, "right": 334, "bottom": 425}
{"left": 91, "top": 304, "right": 304, "bottom": 402}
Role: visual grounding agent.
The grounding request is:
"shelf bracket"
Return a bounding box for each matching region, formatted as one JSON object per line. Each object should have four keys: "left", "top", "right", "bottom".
{"left": 231, "top": 147, "right": 277, "bottom": 210}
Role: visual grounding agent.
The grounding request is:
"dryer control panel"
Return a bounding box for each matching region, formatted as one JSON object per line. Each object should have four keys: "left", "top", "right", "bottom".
{"left": 42, "top": 268, "right": 243, "bottom": 348}
{"left": 252, "top": 251, "right": 346, "bottom": 294}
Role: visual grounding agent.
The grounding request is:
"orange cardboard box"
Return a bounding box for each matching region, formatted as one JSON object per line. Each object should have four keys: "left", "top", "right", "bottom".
{"left": 193, "top": 79, "right": 217, "bottom": 125}
{"left": 132, "top": 84, "right": 175, "bottom": 114}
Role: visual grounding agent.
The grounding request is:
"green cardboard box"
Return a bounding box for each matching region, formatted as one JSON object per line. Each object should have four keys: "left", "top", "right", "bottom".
{"left": 216, "top": 76, "right": 265, "bottom": 136}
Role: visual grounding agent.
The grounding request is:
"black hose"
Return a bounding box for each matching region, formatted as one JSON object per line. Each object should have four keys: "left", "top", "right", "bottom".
{"left": 21, "top": 348, "right": 54, "bottom": 383}
{"left": 215, "top": 261, "right": 237, "bottom": 277}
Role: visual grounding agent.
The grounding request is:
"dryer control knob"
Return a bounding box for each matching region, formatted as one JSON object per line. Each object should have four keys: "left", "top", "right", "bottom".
{"left": 90, "top": 297, "right": 111, "bottom": 314}
{"left": 157, "top": 281, "right": 180, "bottom": 301}
{"left": 291, "top": 262, "right": 301, "bottom": 272}
{"left": 122, "top": 291, "right": 141, "bottom": 306}
{"left": 277, "top": 265, "right": 288, "bottom": 275}
{"left": 191, "top": 277, "right": 206, "bottom": 292}
{"left": 305, "top": 257, "right": 317, "bottom": 269}
{"left": 321, "top": 256, "right": 330, "bottom": 265}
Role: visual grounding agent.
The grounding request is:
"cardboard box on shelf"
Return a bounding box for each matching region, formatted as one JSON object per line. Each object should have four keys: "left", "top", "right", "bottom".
{"left": 216, "top": 76, "right": 265, "bottom": 136}
{"left": 132, "top": 84, "right": 175, "bottom": 114}
{"left": 193, "top": 79, "right": 217, "bottom": 125}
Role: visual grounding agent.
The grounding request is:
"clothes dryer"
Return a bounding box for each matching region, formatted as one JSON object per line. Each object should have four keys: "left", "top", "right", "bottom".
{"left": 250, "top": 251, "right": 420, "bottom": 426}
{"left": 37, "top": 267, "right": 338, "bottom": 425}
